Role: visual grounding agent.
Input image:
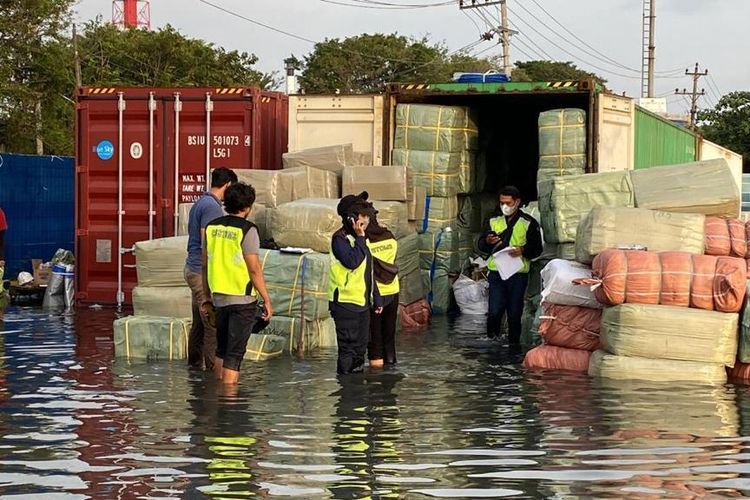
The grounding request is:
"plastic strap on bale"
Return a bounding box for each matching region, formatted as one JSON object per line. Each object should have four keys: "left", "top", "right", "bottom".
{"left": 427, "top": 230, "right": 444, "bottom": 306}
{"left": 422, "top": 196, "right": 432, "bottom": 233}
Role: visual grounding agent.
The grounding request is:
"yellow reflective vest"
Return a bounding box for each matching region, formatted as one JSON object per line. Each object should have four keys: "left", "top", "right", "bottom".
{"left": 487, "top": 215, "right": 531, "bottom": 274}
{"left": 205, "top": 216, "right": 256, "bottom": 296}
{"left": 367, "top": 238, "right": 400, "bottom": 297}
{"left": 328, "top": 234, "right": 371, "bottom": 307}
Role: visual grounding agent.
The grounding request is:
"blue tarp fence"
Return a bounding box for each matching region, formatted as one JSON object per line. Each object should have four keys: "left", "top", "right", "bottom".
{"left": 0, "top": 154, "right": 74, "bottom": 278}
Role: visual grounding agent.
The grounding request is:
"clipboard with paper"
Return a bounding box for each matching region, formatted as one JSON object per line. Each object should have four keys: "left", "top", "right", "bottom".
{"left": 491, "top": 247, "right": 524, "bottom": 280}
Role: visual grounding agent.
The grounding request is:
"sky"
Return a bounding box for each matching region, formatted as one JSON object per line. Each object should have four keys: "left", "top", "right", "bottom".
{"left": 75, "top": 0, "right": 748, "bottom": 114}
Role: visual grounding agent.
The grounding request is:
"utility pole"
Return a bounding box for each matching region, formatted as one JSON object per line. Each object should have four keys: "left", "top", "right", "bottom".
{"left": 459, "top": 0, "right": 512, "bottom": 77}
{"left": 675, "top": 63, "right": 708, "bottom": 128}
{"left": 641, "top": 0, "right": 656, "bottom": 97}
{"left": 73, "top": 23, "right": 82, "bottom": 89}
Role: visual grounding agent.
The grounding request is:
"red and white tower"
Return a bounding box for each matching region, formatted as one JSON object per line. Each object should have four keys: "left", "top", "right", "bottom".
{"left": 112, "top": 0, "right": 151, "bottom": 30}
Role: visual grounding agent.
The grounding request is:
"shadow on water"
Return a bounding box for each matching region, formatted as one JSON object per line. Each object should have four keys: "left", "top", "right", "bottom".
{"left": 1, "top": 306, "right": 750, "bottom": 497}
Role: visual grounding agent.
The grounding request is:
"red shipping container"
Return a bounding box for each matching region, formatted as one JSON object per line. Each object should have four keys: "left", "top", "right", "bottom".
{"left": 75, "top": 87, "right": 288, "bottom": 305}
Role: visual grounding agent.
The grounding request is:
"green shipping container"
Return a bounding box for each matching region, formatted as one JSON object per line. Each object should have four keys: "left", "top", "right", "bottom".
{"left": 634, "top": 106, "right": 697, "bottom": 169}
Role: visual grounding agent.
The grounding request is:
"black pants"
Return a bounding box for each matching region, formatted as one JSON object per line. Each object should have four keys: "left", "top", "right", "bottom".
{"left": 331, "top": 305, "right": 370, "bottom": 375}
{"left": 487, "top": 271, "right": 528, "bottom": 344}
{"left": 368, "top": 294, "right": 398, "bottom": 364}
{"left": 215, "top": 303, "right": 258, "bottom": 372}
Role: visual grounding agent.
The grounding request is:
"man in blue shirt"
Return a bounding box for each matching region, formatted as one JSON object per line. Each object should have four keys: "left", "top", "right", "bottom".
{"left": 184, "top": 167, "right": 237, "bottom": 370}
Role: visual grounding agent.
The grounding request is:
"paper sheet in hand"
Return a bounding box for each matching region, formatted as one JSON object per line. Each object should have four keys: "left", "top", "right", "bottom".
{"left": 492, "top": 247, "right": 523, "bottom": 280}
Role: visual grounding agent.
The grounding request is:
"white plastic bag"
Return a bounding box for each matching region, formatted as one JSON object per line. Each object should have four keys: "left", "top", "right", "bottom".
{"left": 452, "top": 275, "right": 489, "bottom": 315}
{"left": 540, "top": 259, "right": 602, "bottom": 309}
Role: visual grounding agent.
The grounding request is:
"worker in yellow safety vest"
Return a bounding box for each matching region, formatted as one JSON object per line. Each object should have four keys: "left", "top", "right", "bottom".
{"left": 365, "top": 215, "right": 399, "bottom": 368}
{"left": 477, "top": 186, "right": 542, "bottom": 345}
{"left": 202, "top": 182, "right": 273, "bottom": 385}
{"left": 328, "top": 191, "right": 383, "bottom": 375}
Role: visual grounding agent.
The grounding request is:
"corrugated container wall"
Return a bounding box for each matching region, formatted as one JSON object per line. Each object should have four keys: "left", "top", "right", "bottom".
{"left": 0, "top": 154, "right": 74, "bottom": 277}
{"left": 75, "top": 87, "right": 288, "bottom": 305}
{"left": 634, "top": 105, "right": 697, "bottom": 169}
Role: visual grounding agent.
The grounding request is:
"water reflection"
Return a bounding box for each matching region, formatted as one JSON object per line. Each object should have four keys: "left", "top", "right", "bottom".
{"left": 3, "top": 307, "right": 750, "bottom": 497}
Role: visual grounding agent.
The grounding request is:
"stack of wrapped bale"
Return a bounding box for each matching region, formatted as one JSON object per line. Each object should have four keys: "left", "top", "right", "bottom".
{"left": 254, "top": 249, "right": 335, "bottom": 353}
{"left": 115, "top": 236, "right": 193, "bottom": 360}
{"left": 537, "top": 109, "right": 587, "bottom": 184}
{"left": 270, "top": 198, "right": 410, "bottom": 253}
{"left": 523, "top": 259, "right": 603, "bottom": 372}
{"left": 587, "top": 249, "right": 744, "bottom": 384}
{"left": 419, "top": 229, "right": 474, "bottom": 314}
{"left": 538, "top": 170, "right": 635, "bottom": 261}
{"left": 396, "top": 232, "right": 429, "bottom": 327}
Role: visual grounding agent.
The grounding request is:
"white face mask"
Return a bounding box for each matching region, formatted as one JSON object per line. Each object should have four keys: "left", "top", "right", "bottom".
{"left": 501, "top": 203, "right": 517, "bottom": 217}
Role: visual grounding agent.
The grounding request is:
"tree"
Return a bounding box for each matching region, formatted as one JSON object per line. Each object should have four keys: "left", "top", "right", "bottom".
{"left": 298, "top": 34, "right": 497, "bottom": 94}
{"left": 699, "top": 91, "right": 750, "bottom": 170}
{"left": 0, "top": 18, "right": 276, "bottom": 156}
{"left": 512, "top": 60, "right": 608, "bottom": 89}
{"left": 0, "top": 0, "right": 75, "bottom": 154}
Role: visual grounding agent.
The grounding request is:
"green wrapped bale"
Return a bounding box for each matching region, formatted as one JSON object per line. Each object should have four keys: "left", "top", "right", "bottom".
{"left": 418, "top": 196, "right": 459, "bottom": 233}
{"left": 421, "top": 269, "right": 452, "bottom": 315}
{"left": 394, "top": 104, "right": 478, "bottom": 153}
{"left": 419, "top": 230, "right": 473, "bottom": 273}
{"left": 538, "top": 108, "right": 586, "bottom": 182}
{"left": 246, "top": 334, "right": 286, "bottom": 361}
{"left": 132, "top": 286, "right": 192, "bottom": 318}
{"left": 259, "top": 316, "right": 337, "bottom": 352}
{"left": 259, "top": 250, "right": 330, "bottom": 320}
{"left": 392, "top": 149, "right": 462, "bottom": 197}
{"left": 396, "top": 233, "right": 425, "bottom": 304}
{"left": 399, "top": 268, "right": 425, "bottom": 305}
{"left": 739, "top": 281, "right": 750, "bottom": 363}
{"left": 114, "top": 316, "right": 190, "bottom": 360}
{"left": 538, "top": 171, "right": 635, "bottom": 244}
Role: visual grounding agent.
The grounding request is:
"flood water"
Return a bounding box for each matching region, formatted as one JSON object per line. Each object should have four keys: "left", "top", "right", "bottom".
{"left": 1, "top": 308, "right": 750, "bottom": 498}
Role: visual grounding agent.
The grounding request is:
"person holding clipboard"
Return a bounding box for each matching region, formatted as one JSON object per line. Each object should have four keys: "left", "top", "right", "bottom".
{"left": 477, "top": 186, "right": 542, "bottom": 345}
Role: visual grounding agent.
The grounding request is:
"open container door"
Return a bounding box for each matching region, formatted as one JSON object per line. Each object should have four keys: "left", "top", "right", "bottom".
{"left": 288, "top": 95, "right": 385, "bottom": 166}
{"left": 595, "top": 93, "right": 635, "bottom": 172}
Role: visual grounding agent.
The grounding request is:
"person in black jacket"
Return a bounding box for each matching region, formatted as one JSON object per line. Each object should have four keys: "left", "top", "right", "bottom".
{"left": 476, "top": 186, "right": 543, "bottom": 345}
{"left": 329, "top": 192, "right": 383, "bottom": 374}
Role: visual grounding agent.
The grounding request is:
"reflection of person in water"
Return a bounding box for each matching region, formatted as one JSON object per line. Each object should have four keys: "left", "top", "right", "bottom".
{"left": 329, "top": 372, "right": 404, "bottom": 499}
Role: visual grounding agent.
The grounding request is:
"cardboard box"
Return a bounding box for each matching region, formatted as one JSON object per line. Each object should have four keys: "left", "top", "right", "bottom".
{"left": 32, "top": 259, "right": 51, "bottom": 286}
{"left": 342, "top": 166, "right": 409, "bottom": 201}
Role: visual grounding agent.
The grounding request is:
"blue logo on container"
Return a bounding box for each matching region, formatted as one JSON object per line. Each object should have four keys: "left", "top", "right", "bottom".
{"left": 96, "top": 140, "right": 114, "bottom": 161}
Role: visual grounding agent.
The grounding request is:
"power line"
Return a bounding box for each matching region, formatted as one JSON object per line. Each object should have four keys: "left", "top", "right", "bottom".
{"left": 199, "top": 0, "right": 460, "bottom": 65}
{"left": 319, "top": 0, "right": 456, "bottom": 9}
{"left": 675, "top": 63, "right": 708, "bottom": 127}
{"left": 462, "top": 9, "right": 484, "bottom": 36}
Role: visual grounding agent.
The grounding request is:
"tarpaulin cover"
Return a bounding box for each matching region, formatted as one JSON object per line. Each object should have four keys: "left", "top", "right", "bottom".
{"left": 113, "top": 316, "right": 190, "bottom": 360}
{"left": 259, "top": 249, "right": 330, "bottom": 321}
{"left": 631, "top": 158, "right": 740, "bottom": 217}
{"left": 523, "top": 345, "right": 591, "bottom": 373}
{"left": 704, "top": 217, "right": 747, "bottom": 258}
{"left": 575, "top": 207, "right": 705, "bottom": 264}
{"left": 245, "top": 334, "right": 286, "bottom": 361}
{"left": 132, "top": 286, "right": 192, "bottom": 318}
{"left": 541, "top": 259, "right": 602, "bottom": 309}
{"left": 282, "top": 144, "right": 354, "bottom": 173}
{"left": 538, "top": 303, "right": 601, "bottom": 351}
{"left": 591, "top": 249, "right": 746, "bottom": 313}
{"left": 259, "top": 316, "right": 337, "bottom": 352}
{"left": 392, "top": 148, "right": 475, "bottom": 196}
{"left": 394, "top": 104, "right": 478, "bottom": 153}
{"left": 537, "top": 108, "right": 586, "bottom": 182}
{"left": 342, "top": 166, "right": 409, "bottom": 201}
{"left": 418, "top": 195, "right": 459, "bottom": 233}
{"left": 600, "top": 304, "right": 738, "bottom": 366}
{"left": 134, "top": 236, "right": 188, "bottom": 287}
{"left": 538, "top": 171, "right": 634, "bottom": 244}
{"left": 588, "top": 350, "right": 728, "bottom": 385}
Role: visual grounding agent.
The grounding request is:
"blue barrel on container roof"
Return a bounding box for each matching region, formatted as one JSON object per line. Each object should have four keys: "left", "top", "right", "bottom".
{"left": 0, "top": 154, "right": 74, "bottom": 278}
